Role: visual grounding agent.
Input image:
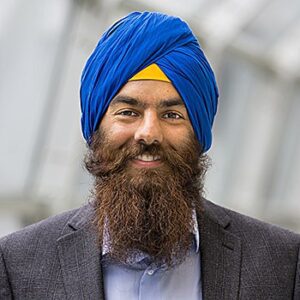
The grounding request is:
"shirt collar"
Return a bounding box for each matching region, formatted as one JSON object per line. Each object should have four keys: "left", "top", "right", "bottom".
{"left": 192, "top": 208, "right": 200, "bottom": 253}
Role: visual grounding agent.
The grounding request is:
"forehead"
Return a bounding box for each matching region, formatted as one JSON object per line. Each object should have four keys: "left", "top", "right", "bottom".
{"left": 111, "top": 80, "right": 184, "bottom": 106}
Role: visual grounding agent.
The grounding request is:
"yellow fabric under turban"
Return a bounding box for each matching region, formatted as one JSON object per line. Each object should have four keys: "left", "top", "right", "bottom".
{"left": 128, "top": 64, "right": 171, "bottom": 83}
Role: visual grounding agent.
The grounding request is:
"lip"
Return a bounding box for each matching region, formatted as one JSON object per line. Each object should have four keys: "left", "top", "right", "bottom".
{"left": 131, "top": 158, "right": 162, "bottom": 168}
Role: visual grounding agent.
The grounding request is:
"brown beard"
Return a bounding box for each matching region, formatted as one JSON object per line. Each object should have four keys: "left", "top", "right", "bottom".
{"left": 84, "top": 129, "right": 210, "bottom": 268}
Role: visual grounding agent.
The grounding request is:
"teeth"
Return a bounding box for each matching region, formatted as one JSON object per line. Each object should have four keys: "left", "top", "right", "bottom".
{"left": 136, "top": 154, "right": 160, "bottom": 162}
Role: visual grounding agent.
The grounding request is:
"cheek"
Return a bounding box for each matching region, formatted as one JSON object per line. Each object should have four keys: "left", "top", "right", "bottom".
{"left": 104, "top": 123, "right": 136, "bottom": 149}
{"left": 163, "top": 126, "right": 194, "bottom": 149}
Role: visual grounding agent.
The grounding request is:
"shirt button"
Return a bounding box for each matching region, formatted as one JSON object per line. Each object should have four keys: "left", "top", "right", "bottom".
{"left": 147, "top": 269, "right": 154, "bottom": 275}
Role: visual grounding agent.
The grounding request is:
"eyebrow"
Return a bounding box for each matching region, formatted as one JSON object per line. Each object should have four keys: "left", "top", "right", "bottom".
{"left": 110, "top": 95, "right": 185, "bottom": 109}
{"left": 158, "top": 98, "right": 185, "bottom": 108}
{"left": 110, "top": 96, "right": 141, "bottom": 107}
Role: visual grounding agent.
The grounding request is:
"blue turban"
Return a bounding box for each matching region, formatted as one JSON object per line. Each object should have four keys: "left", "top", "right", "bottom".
{"left": 80, "top": 11, "right": 219, "bottom": 152}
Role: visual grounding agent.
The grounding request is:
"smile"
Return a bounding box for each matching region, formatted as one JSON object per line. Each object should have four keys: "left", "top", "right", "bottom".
{"left": 136, "top": 154, "right": 160, "bottom": 162}
{"left": 132, "top": 154, "right": 162, "bottom": 168}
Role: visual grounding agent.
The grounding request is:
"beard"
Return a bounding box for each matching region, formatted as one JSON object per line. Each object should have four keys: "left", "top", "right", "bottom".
{"left": 84, "top": 129, "right": 210, "bottom": 268}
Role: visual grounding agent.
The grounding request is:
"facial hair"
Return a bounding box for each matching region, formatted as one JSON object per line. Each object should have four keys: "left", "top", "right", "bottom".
{"left": 84, "top": 129, "right": 210, "bottom": 268}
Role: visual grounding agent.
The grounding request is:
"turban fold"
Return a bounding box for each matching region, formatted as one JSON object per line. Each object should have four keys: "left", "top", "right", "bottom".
{"left": 80, "top": 11, "right": 219, "bottom": 152}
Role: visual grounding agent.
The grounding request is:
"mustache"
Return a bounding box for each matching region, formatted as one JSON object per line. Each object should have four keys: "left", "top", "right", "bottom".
{"left": 91, "top": 140, "right": 170, "bottom": 176}
{"left": 120, "top": 142, "right": 164, "bottom": 161}
{"left": 85, "top": 129, "right": 202, "bottom": 179}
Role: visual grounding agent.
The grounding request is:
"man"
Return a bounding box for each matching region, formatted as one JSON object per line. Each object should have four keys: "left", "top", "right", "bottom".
{"left": 0, "top": 11, "right": 299, "bottom": 300}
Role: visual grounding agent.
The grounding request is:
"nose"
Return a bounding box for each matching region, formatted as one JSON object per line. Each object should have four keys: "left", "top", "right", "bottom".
{"left": 134, "top": 111, "right": 163, "bottom": 145}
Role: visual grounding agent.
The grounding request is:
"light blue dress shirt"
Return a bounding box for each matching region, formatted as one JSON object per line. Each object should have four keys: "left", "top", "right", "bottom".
{"left": 102, "top": 212, "right": 202, "bottom": 300}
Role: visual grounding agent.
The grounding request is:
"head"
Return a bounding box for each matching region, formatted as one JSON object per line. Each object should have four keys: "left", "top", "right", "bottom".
{"left": 81, "top": 12, "right": 218, "bottom": 268}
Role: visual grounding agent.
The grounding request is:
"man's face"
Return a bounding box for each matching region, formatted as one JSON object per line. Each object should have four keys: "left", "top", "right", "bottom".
{"left": 100, "top": 80, "right": 194, "bottom": 172}
{"left": 86, "top": 80, "right": 209, "bottom": 268}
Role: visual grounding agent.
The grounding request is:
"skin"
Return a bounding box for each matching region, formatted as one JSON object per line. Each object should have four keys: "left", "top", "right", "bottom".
{"left": 100, "top": 80, "right": 194, "bottom": 169}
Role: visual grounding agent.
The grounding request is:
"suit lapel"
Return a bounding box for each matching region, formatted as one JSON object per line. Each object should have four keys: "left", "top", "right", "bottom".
{"left": 57, "top": 205, "right": 105, "bottom": 300}
{"left": 199, "top": 200, "right": 242, "bottom": 300}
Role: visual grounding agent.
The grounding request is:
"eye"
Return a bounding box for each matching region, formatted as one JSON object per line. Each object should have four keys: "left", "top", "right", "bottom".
{"left": 118, "top": 110, "right": 138, "bottom": 117}
{"left": 163, "top": 112, "right": 183, "bottom": 120}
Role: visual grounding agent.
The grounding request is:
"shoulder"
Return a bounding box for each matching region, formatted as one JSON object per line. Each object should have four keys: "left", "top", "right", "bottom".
{"left": 0, "top": 205, "right": 93, "bottom": 298}
{"left": 0, "top": 205, "right": 88, "bottom": 254}
{"left": 203, "top": 199, "right": 300, "bottom": 248}
{"left": 202, "top": 200, "right": 300, "bottom": 297}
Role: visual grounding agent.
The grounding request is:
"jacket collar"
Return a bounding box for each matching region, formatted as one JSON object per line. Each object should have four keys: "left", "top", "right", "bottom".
{"left": 199, "top": 199, "right": 242, "bottom": 300}
{"left": 57, "top": 204, "right": 105, "bottom": 300}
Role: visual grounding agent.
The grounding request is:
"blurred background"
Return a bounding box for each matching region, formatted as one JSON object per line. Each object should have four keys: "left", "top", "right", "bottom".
{"left": 1, "top": 0, "right": 300, "bottom": 237}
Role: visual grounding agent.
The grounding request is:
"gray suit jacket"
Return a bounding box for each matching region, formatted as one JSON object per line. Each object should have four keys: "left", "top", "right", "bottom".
{"left": 0, "top": 199, "right": 299, "bottom": 300}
